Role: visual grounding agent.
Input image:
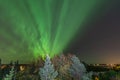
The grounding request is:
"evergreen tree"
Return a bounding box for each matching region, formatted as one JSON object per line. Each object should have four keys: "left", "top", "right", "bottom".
{"left": 69, "top": 55, "right": 86, "bottom": 80}
{"left": 39, "top": 54, "right": 58, "bottom": 80}
{"left": 4, "top": 66, "right": 14, "bottom": 80}
{"left": 0, "top": 59, "right": 1, "bottom": 65}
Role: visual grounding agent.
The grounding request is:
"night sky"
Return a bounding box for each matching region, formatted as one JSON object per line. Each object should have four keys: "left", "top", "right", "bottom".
{"left": 65, "top": 0, "right": 120, "bottom": 64}
{"left": 0, "top": 0, "right": 120, "bottom": 64}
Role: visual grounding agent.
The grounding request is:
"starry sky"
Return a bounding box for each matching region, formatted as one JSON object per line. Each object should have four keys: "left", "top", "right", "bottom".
{"left": 0, "top": 0, "right": 120, "bottom": 64}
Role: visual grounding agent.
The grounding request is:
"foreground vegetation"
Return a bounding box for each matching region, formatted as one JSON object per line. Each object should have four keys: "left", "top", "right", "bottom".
{"left": 0, "top": 54, "right": 120, "bottom": 80}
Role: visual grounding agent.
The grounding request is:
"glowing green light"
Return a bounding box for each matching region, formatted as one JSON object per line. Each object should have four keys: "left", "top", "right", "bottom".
{"left": 0, "top": 0, "right": 103, "bottom": 62}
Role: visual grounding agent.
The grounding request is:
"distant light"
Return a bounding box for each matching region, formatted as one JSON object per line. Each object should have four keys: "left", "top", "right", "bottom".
{"left": 20, "top": 66, "right": 25, "bottom": 71}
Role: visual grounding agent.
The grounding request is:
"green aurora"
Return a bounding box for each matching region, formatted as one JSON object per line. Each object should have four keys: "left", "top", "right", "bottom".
{"left": 0, "top": 0, "right": 104, "bottom": 63}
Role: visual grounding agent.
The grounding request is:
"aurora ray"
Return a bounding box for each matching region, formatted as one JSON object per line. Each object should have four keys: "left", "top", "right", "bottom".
{"left": 0, "top": 0, "right": 103, "bottom": 62}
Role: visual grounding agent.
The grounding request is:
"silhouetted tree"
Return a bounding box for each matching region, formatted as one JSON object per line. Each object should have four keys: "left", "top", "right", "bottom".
{"left": 0, "top": 58, "right": 1, "bottom": 65}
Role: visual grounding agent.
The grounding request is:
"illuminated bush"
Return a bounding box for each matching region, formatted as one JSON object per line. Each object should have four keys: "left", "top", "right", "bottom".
{"left": 69, "top": 55, "right": 86, "bottom": 80}
{"left": 39, "top": 54, "right": 58, "bottom": 80}
{"left": 4, "top": 66, "right": 14, "bottom": 80}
